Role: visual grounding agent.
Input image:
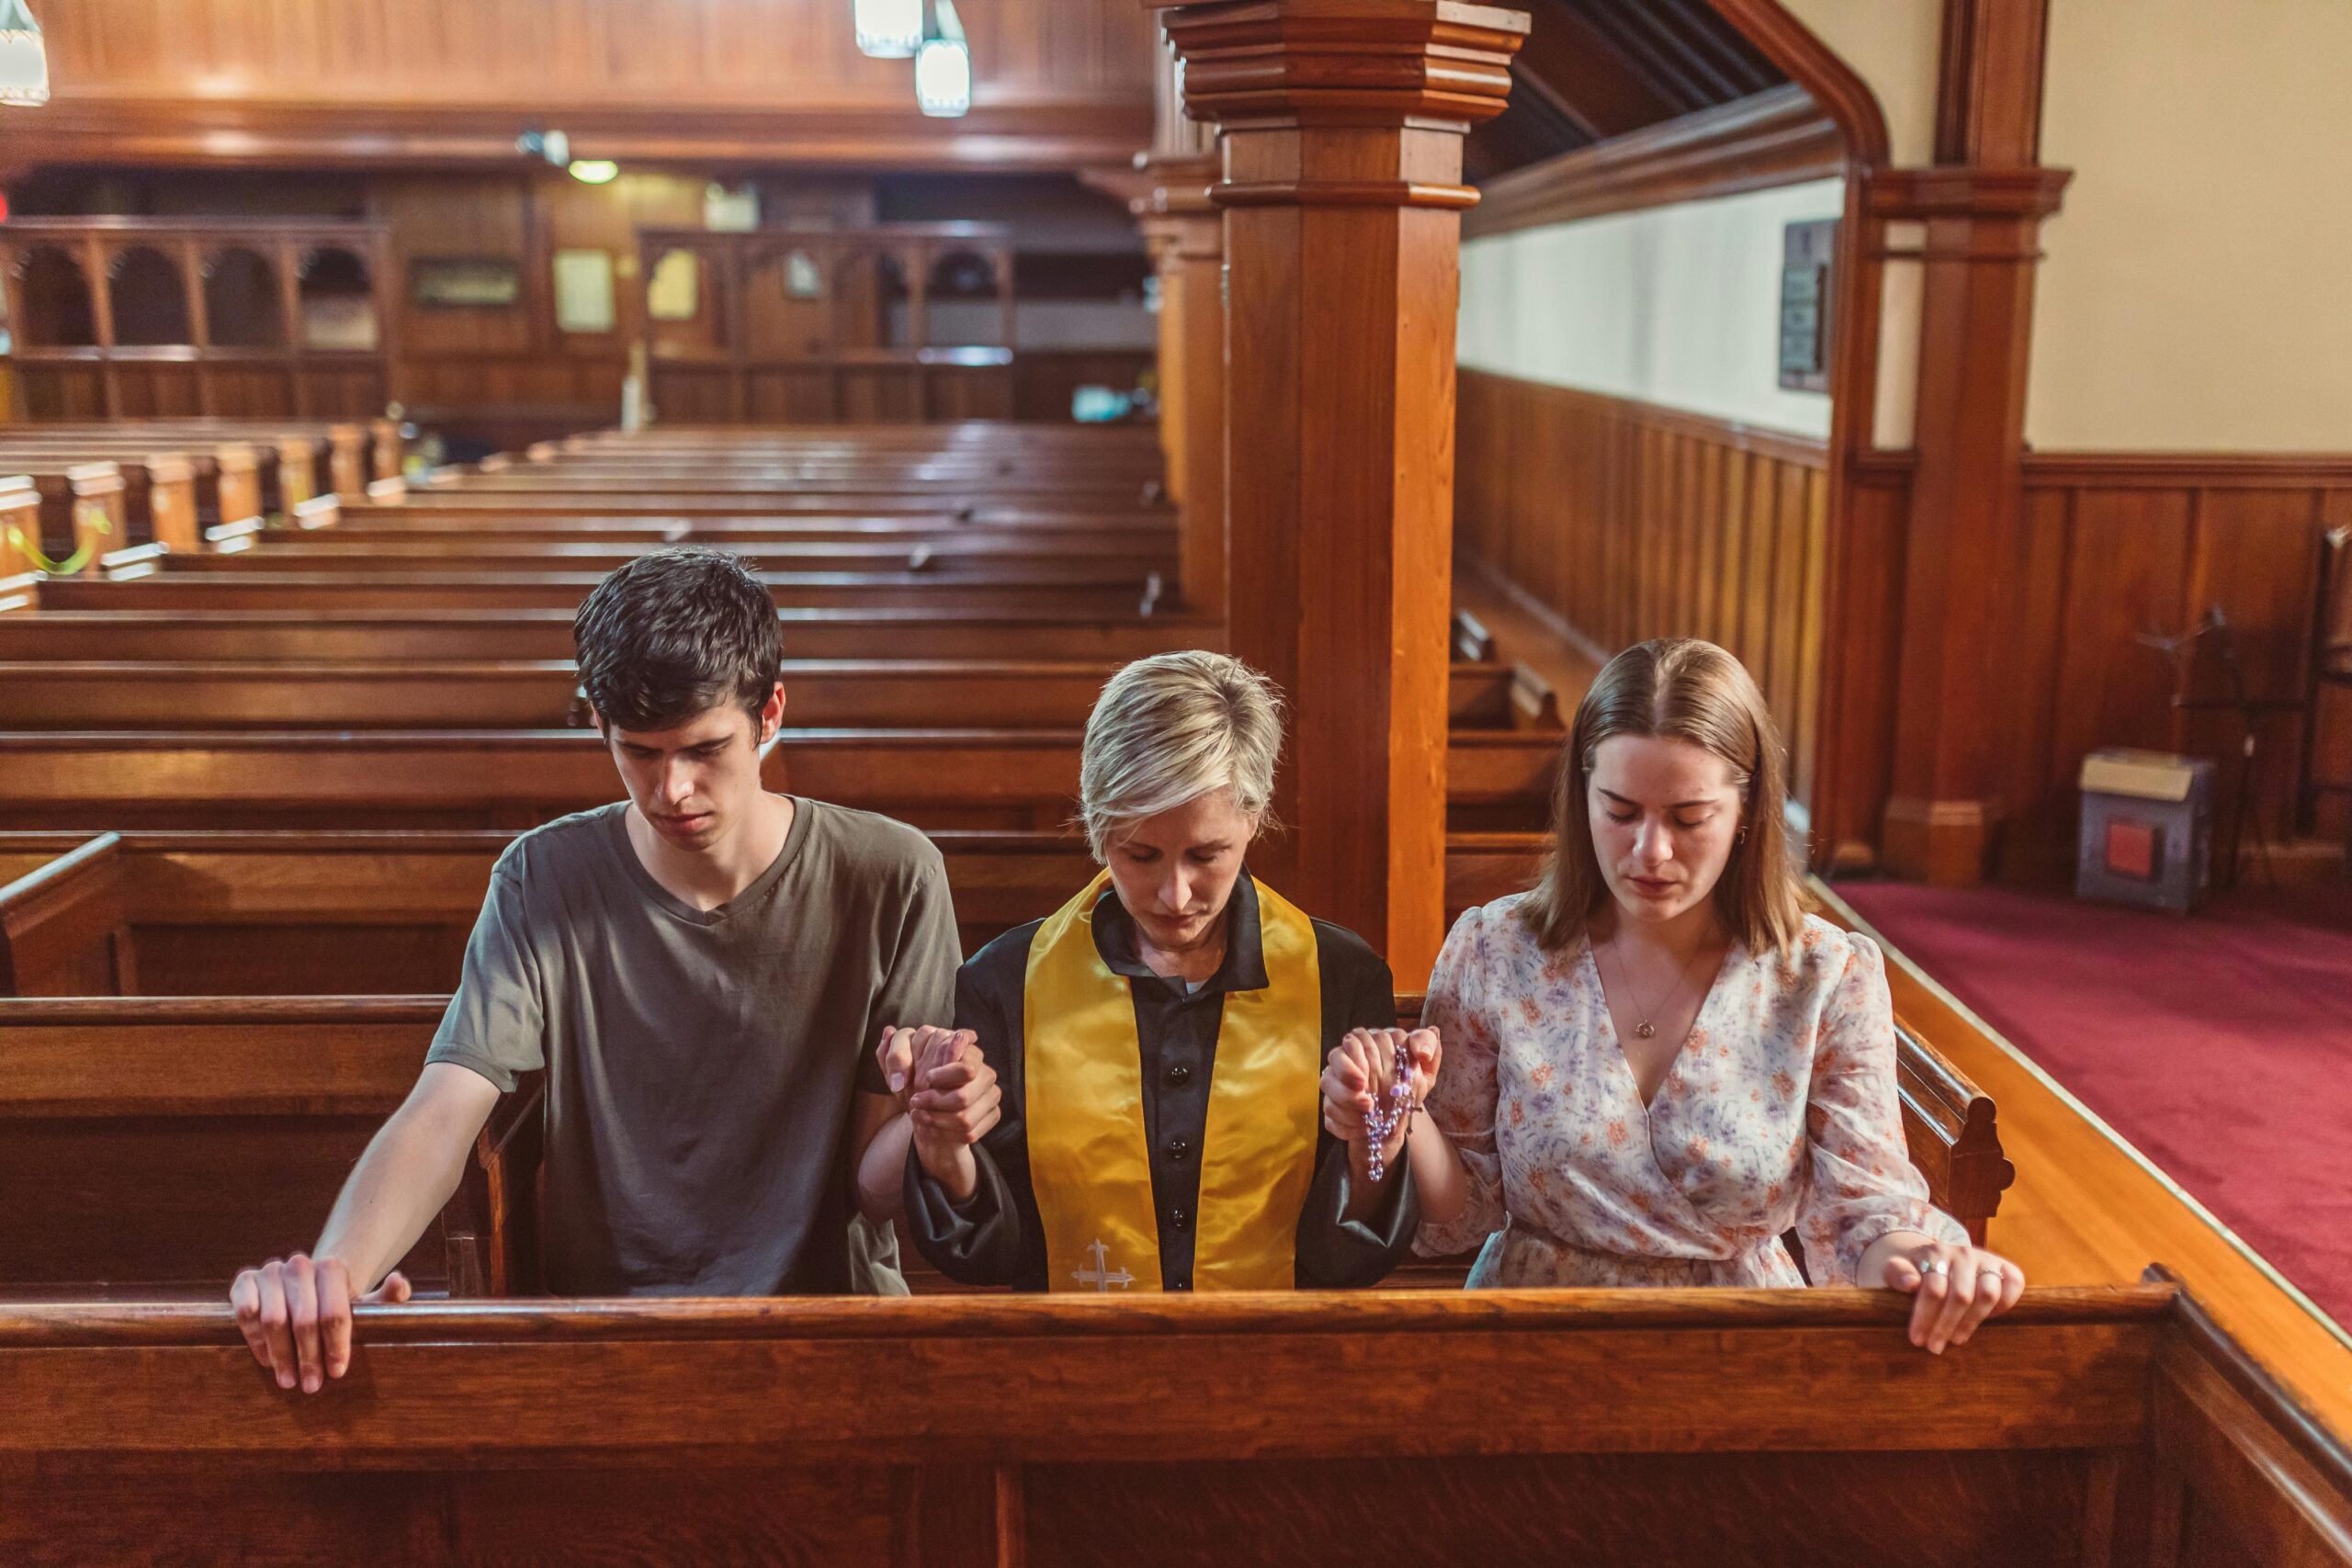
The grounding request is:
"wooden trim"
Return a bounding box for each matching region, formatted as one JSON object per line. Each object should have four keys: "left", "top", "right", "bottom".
{"left": 1465, "top": 84, "right": 1842, "bottom": 239}
{"left": 2149, "top": 1265, "right": 2352, "bottom": 1504}
{"left": 2022, "top": 451, "right": 2352, "bottom": 489}
{"left": 1866, "top": 164, "right": 2072, "bottom": 220}
{"left": 0, "top": 99, "right": 1155, "bottom": 173}
{"left": 1464, "top": 373, "right": 1831, "bottom": 469}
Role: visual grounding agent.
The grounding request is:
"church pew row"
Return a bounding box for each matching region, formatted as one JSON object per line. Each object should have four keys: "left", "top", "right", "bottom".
{"left": 382, "top": 489, "right": 1168, "bottom": 524}
{"left": 0, "top": 728, "right": 1561, "bottom": 832}
{"left": 0, "top": 606, "right": 1224, "bottom": 664}
{"left": 4, "top": 1280, "right": 2345, "bottom": 1568}
{"left": 37, "top": 569, "right": 1166, "bottom": 615}
{"left": 0, "top": 829, "right": 1564, "bottom": 995}
{"left": 143, "top": 536, "right": 1181, "bottom": 579}
{"left": 321, "top": 513, "right": 1180, "bottom": 546}
{"left": 0, "top": 984, "right": 2004, "bottom": 1295}
{"left": 0, "top": 830, "right": 2011, "bottom": 1252}
{"left": 1, "top": 415, "right": 401, "bottom": 491}
{"left": 0, "top": 656, "right": 1555, "bottom": 734}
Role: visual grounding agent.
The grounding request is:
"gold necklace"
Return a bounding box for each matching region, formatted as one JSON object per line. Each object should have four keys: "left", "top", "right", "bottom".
{"left": 1600, "top": 931, "right": 1711, "bottom": 1040}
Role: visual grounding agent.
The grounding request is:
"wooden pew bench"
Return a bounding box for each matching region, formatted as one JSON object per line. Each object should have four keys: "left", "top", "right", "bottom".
{"left": 6, "top": 1280, "right": 2337, "bottom": 1567}
{"left": 0, "top": 976, "right": 2006, "bottom": 1290}
{"left": 0, "top": 657, "right": 1549, "bottom": 734}
{"left": 151, "top": 536, "right": 1181, "bottom": 580}
{"left": 0, "top": 829, "right": 1550, "bottom": 994}
{"left": 39, "top": 568, "right": 1165, "bottom": 615}
{"left": 0, "top": 725, "right": 1566, "bottom": 832}
{"left": 0, "top": 606, "right": 1225, "bottom": 664}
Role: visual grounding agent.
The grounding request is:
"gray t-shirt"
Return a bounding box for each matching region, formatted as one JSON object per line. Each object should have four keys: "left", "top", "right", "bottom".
{"left": 426, "top": 797, "right": 959, "bottom": 1296}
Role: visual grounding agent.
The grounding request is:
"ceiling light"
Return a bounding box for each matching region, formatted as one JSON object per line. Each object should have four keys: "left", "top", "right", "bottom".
{"left": 915, "top": 0, "right": 970, "bottom": 118}
{"left": 853, "top": 0, "right": 921, "bottom": 59}
{"left": 568, "top": 159, "right": 619, "bottom": 185}
{"left": 0, "top": 0, "right": 50, "bottom": 108}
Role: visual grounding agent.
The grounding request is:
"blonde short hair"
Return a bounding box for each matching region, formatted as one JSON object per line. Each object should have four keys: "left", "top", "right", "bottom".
{"left": 1080, "top": 651, "right": 1283, "bottom": 858}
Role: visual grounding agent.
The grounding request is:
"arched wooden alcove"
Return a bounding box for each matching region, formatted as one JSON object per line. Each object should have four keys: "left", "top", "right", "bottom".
{"left": 0, "top": 218, "right": 393, "bottom": 419}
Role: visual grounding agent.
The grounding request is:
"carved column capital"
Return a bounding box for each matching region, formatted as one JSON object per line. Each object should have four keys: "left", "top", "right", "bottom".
{"left": 1148, "top": 0, "right": 1525, "bottom": 210}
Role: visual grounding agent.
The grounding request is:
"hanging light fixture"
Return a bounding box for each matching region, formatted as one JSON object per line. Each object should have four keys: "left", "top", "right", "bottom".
{"left": 567, "top": 159, "right": 619, "bottom": 186}
{"left": 853, "top": 0, "right": 921, "bottom": 60}
{"left": 914, "top": 0, "right": 969, "bottom": 118}
{"left": 0, "top": 0, "right": 51, "bottom": 108}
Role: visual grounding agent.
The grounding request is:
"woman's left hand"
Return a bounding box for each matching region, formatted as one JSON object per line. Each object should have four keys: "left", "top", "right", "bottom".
{"left": 1874, "top": 1236, "right": 2025, "bottom": 1354}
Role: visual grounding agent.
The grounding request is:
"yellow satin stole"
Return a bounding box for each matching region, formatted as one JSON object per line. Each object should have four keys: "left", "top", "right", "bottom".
{"left": 1023, "top": 869, "right": 1322, "bottom": 1293}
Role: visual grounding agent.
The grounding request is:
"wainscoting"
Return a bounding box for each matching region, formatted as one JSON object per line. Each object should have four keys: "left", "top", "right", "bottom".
{"left": 1994, "top": 457, "right": 2352, "bottom": 878}
{"left": 1453, "top": 369, "right": 1833, "bottom": 816}
{"left": 1453, "top": 369, "right": 2350, "bottom": 880}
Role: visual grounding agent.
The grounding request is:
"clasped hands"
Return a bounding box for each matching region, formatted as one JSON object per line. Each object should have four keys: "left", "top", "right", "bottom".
{"left": 1320, "top": 1026, "right": 1442, "bottom": 1176}
{"left": 875, "top": 1024, "right": 1002, "bottom": 1201}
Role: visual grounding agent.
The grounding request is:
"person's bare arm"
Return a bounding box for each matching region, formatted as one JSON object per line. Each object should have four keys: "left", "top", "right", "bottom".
{"left": 230, "top": 1062, "right": 500, "bottom": 1393}
{"left": 854, "top": 1089, "right": 914, "bottom": 1223}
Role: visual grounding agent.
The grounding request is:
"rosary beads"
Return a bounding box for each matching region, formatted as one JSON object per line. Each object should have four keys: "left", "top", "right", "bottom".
{"left": 1363, "top": 1077, "right": 1415, "bottom": 1182}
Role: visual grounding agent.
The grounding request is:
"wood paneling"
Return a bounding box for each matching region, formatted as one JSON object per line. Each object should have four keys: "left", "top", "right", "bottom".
{"left": 8, "top": 0, "right": 1156, "bottom": 172}
{"left": 1810, "top": 454, "right": 2349, "bottom": 880}
{"left": 1997, "top": 461, "right": 2349, "bottom": 879}
{"left": 1454, "top": 369, "right": 1833, "bottom": 823}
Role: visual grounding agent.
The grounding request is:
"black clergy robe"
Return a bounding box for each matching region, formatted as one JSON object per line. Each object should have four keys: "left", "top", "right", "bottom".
{"left": 901, "top": 874, "right": 1419, "bottom": 1292}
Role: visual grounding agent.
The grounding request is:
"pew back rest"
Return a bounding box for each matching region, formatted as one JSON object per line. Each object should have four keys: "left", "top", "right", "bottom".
{"left": 0, "top": 833, "right": 134, "bottom": 997}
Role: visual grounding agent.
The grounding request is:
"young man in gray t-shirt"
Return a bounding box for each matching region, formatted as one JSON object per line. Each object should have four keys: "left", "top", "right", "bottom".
{"left": 231, "top": 547, "right": 996, "bottom": 1395}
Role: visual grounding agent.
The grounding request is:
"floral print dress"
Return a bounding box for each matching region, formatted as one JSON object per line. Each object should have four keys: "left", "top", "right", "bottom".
{"left": 1414, "top": 893, "right": 1967, "bottom": 1288}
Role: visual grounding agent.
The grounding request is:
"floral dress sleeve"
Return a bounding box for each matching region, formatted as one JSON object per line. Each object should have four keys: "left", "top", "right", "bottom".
{"left": 1414, "top": 904, "right": 1510, "bottom": 1258}
{"left": 1794, "top": 931, "right": 1970, "bottom": 1283}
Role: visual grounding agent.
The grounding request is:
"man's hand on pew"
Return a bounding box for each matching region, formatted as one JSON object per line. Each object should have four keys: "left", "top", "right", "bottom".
{"left": 1861, "top": 1234, "right": 2027, "bottom": 1355}
{"left": 231, "top": 1255, "right": 413, "bottom": 1394}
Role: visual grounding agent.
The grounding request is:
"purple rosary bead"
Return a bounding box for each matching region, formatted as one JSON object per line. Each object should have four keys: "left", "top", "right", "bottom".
{"left": 1363, "top": 1077, "right": 1414, "bottom": 1183}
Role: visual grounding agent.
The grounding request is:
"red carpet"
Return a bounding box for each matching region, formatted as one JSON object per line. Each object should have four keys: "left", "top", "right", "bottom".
{"left": 1832, "top": 879, "right": 2352, "bottom": 1330}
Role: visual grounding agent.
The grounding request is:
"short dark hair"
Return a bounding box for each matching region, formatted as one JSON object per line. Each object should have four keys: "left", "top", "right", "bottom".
{"left": 572, "top": 547, "right": 781, "bottom": 733}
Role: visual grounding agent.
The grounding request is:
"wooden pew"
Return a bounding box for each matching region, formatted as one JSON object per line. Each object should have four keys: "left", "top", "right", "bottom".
{"left": 0, "top": 657, "right": 1548, "bottom": 733}
{"left": 39, "top": 569, "right": 1165, "bottom": 615}
{"left": 0, "top": 458, "right": 123, "bottom": 572}
{"left": 0, "top": 726, "right": 1565, "bottom": 832}
{"left": 0, "top": 995, "right": 463, "bottom": 1295}
{"left": 0, "top": 829, "right": 1526, "bottom": 995}
{"left": 5, "top": 1279, "right": 2344, "bottom": 1567}
{"left": 0, "top": 830, "right": 2011, "bottom": 1247}
{"left": 0, "top": 980, "right": 2004, "bottom": 1287}
{"left": 6, "top": 418, "right": 390, "bottom": 504}
{"left": 0, "top": 476, "right": 41, "bottom": 597}
{"left": 0, "top": 607, "right": 1225, "bottom": 664}
{"left": 148, "top": 536, "right": 1181, "bottom": 579}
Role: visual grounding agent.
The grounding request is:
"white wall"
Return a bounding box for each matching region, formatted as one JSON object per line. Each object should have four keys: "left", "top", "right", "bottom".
{"left": 1457, "top": 178, "right": 1846, "bottom": 438}
{"left": 1776, "top": 0, "right": 1941, "bottom": 165}
{"left": 2027, "top": 0, "right": 2352, "bottom": 451}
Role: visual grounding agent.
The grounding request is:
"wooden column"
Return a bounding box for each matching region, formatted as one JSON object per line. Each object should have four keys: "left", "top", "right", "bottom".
{"left": 1154, "top": 0, "right": 1527, "bottom": 975}
{"left": 1878, "top": 0, "right": 2068, "bottom": 885}
{"left": 1139, "top": 152, "right": 1225, "bottom": 619}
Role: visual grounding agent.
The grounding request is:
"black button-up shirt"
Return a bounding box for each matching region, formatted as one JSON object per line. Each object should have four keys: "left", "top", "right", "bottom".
{"left": 901, "top": 873, "right": 1418, "bottom": 1292}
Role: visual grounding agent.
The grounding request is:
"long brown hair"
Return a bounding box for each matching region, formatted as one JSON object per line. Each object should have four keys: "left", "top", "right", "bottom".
{"left": 1521, "top": 637, "right": 1805, "bottom": 957}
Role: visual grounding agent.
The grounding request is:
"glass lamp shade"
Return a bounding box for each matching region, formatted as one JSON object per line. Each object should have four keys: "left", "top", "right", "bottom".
{"left": 914, "top": 38, "right": 970, "bottom": 117}
{"left": 853, "top": 0, "right": 922, "bottom": 59}
{"left": 0, "top": 0, "right": 49, "bottom": 108}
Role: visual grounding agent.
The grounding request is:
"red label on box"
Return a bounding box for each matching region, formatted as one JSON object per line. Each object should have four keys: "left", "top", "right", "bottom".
{"left": 2105, "top": 819, "right": 2161, "bottom": 880}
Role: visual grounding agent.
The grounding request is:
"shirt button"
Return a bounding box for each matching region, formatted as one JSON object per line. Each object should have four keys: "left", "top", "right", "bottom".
{"left": 1165, "top": 1064, "right": 1193, "bottom": 1088}
{"left": 1165, "top": 1136, "right": 1192, "bottom": 1161}
{"left": 1169, "top": 1208, "right": 1192, "bottom": 1232}
{"left": 1172, "top": 1279, "right": 1193, "bottom": 1292}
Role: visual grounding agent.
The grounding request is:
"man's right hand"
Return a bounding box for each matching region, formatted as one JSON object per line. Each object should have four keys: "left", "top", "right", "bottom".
{"left": 230, "top": 1255, "right": 413, "bottom": 1394}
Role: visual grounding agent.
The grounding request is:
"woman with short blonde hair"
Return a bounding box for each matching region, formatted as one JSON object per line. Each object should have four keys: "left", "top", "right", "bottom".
{"left": 1324, "top": 637, "right": 2025, "bottom": 1355}
{"left": 892, "top": 651, "right": 1424, "bottom": 1293}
